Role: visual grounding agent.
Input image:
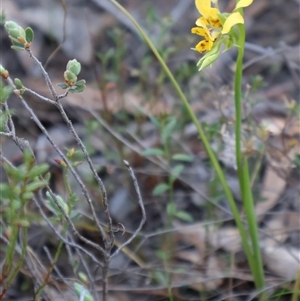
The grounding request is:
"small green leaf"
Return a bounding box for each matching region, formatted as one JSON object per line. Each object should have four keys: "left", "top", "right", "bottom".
{"left": 172, "top": 154, "right": 193, "bottom": 162}
{"left": 68, "top": 85, "right": 85, "bottom": 93}
{"left": 46, "top": 191, "right": 69, "bottom": 216}
{"left": 43, "top": 172, "right": 51, "bottom": 183}
{"left": 153, "top": 270, "right": 169, "bottom": 286}
{"left": 27, "top": 164, "right": 49, "bottom": 178}
{"left": 11, "top": 45, "right": 24, "bottom": 51}
{"left": 14, "top": 78, "right": 23, "bottom": 88}
{"left": 149, "top": 115, "right": 161, "bottom": 129}
{"left": 0, "top": 183, "right": 13, "bottom": 200}
{"left": 23, "top": 149, "right": 35, "bottom": 167}
{"left": 57, "top": 83, "right": 69, "bottom": 89}
{"left": 0, "top": 86, "right": 13, "bottom": 104}
{"left": 73, "top": 283, "right": 94, "bottom": 301}
{"left": 152, "top": 183, "right": 169, "bottom": 196}
{"left": 25, "top": 27, "right": 34, "bottom": 43}
{"left": 174, "top": 211, "right": 193, "bottom": 222}
{"left": 75, "top": 79, "right": 86, "bottom": 86}
{"left": 162, "top": 117, "right": 177, "bottom": 142}
{"left": 22, "top": 191, "right": 34, "bottom": 200}
{"left": 166, "top": 202, "right": 176, "bottom": 216}
{"left": 156, "top": 250, "right": 171, "bottom": 261}
{"left": 170, "top": 164, "right": 184, "bottom": 182}
{"left": 141, "top": 148, "right": 164, "bottom": 156}
{"left": 24, "top": 180, "right": 48, "bottom": 192}
{"left": 4, "top": 162, "right": 26, "bottom": 182}
{"left": 78, "top": 272, "right": 89, "bottom": 284}
{"left": 74, "top": 84, "right": 85, "bottom": 93}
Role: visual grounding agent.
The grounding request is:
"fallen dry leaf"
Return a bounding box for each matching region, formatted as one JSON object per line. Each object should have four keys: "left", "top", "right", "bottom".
{"left": 262, "top": 244, "right": 300, "bottom": 279}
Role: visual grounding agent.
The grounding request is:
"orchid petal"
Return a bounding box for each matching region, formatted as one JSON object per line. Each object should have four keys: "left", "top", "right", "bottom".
{"left": 195, "top": 0, "right": 212, "bottom": 17}
{"left": 192, "top": 27, "right": 208, "bottom": 36}
{"left": 235, "top": 0, "right": 253, "bottom": 10}
{"left": 195, "top": 38, "right": 213, "bottom": 53}
{"left": 221, "top": 12, "right": 244, "bottom": 34}
{"left": 195, "top": 0, "right": 220, "bottom": 19}
{"left": 195, "top": 17, "right": 209, "bottom": 28}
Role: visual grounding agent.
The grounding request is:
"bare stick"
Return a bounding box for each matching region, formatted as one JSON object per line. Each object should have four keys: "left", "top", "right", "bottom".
{"left": 33, "top": 196, "right": 103, "bottom": 267}
{"left": 26, "top": 48, "right": 57, "bottom": 100}
{"left": 25, "top": 49, "right": 114, "bottom": 247}
{"left": 6, "top": 76, "right": 107, "bottom": 253}
{"left": 111, "top": 160, "right": 146, "bottom": 258}
{"left": 24, "top": 87, "right": 56, "bottom": 104}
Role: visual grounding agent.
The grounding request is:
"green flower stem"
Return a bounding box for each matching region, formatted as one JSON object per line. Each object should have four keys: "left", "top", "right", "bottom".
{"left": 110, "top": 0, "right": 254, "bottom": 279}
{"left": 250, "top": 146, "right": 265, "bottom": 187}
{"left": 292, "top": 269, "right": 300, "bottom": 301}
{"left": 235, "top": 21, "right": 265, "bottom": 290}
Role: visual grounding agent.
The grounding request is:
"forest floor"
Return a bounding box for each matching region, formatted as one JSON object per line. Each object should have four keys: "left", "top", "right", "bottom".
{"left": 1, "top": 0, "right": 299, "bottom": 300}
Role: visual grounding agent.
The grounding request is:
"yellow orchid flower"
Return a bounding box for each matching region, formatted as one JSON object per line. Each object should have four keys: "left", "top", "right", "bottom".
{"left": 191, "top": 26, "right": 215, "bottom": 53}
{"left": 192, "top": 0, "right": 253, "bottom": 53}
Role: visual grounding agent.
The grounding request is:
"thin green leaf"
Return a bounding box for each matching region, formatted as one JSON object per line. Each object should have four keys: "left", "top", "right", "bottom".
{"left": 11, "top": 45, "right": 24, "bottom": 51}
{"left": 73, "top": 283, "right": 94, "bottom": 301}
{"left": 24, "top": 180, "right": 48, "bottom": 192}
{"left": 57, "top": 83, "right": 69, "bottom": 89}
{"left": 162, "top": 117, "right": 177, "bottom": 141}
{"left": 68, "top": 85, "right": 85, "bottom": 93}
{"left": 170, "top": 164, "right": 184, "bottom": 182}
{"left": 153, "top": 270, "right": 169, "bottom": 287}
{"left": 75, "top": 79, "right": 86, "bottom": 86}
{"left": 172, "top": 153, "right": 193, "bottom": 162}
{"left": 14, "top": 78, "right": 23, "bottom": 88}
{"left": 22, "top": 191, "right": 34, "bottom": 200}
{"left": 4, "top": 162, "right": 26, "bottom": 182}
{"left": 25, "top": 27, "right": 34, "bottom": 43}
{"left": 152, "top": 183, "right": 169, "bottom": 196}
{"left": 174, "top": 211, "right": 193, "bottom": 222}
{"left": 141, "top": 148, "right": 164, "bottom": 156}
{"left": 27, "top": 164, "right": 49, "bottom": 178}
{"left": 149, "top": 115, "right": 161, "bottom": 129}
{"left": 0, "top": 85, "right": 13, "bottom": 104}
{"left": 166, "top": 202, "right": 176, "bottom": 216}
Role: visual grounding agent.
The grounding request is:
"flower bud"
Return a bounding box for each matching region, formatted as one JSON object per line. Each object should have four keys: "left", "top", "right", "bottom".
{"left": 0, "top": 65, "right": 9, "bottom": 79}
{"left": 64, "top": 70, "right": 77, "bottom": 86}
{"left": 14, "top": 78, "right": 24, "bottom": 88}
{"left": 67, "top": 148, "right": 75, "bottom": 157}
{"left": 66, "top": 59, "right": 81, "bottom": 76}
{"left": 5, "top": 21, "right": 26, "bottom": 43}
{"left": 53, "top": 158, "right": 67, "bottom": 168}
{"left": 4, "top": 21, "right": 19, "bottom": 32}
